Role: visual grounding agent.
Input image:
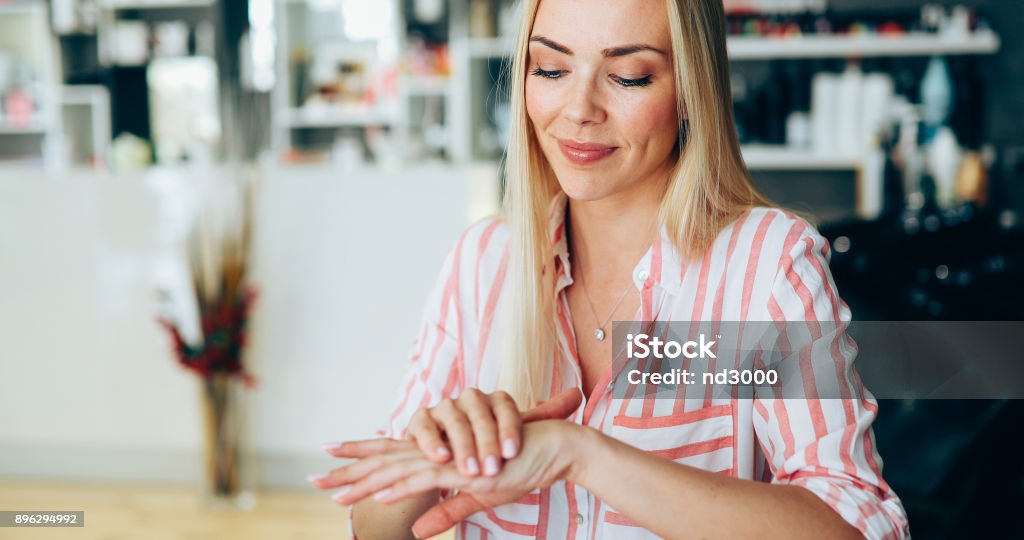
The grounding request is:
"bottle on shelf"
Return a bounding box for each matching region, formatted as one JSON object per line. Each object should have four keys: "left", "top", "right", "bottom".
{"left": 927, "top": 125, "right": 963, "bottom": 210}
{"left": 811, "top": 69, "right": 840, "bottom": 155}
{"left": 920, "top": 55, "right": 953, "bottom": 142}
{"left": 836, "top": 59, "right": 864, "bottom": 157}
{"left": 861, "top": 71, "right": 895, "bottom": 152}
{"left": 860, "top": 136, "right": 885, "bottom": 219}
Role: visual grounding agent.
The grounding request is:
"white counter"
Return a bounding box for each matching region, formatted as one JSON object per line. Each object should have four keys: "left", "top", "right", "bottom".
{"left": 0, "top": 163, "right": 500, "bottom": 487}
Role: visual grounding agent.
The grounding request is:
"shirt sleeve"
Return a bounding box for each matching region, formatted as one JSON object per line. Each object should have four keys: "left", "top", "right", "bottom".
{"left": 377, "top": 234, "right": 467, "bottom": 440}
{"left": 752, "top": 224, "right": 911, "bottom": 540}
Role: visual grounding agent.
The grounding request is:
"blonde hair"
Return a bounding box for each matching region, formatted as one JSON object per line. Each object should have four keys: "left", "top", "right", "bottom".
{"left": 499, "top": 0, "right": 775, "bottom": 408}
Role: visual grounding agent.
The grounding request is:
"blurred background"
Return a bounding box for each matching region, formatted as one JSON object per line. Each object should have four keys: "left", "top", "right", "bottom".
{"left": 0, "top": 0, "right": 1021, "bottom": 538}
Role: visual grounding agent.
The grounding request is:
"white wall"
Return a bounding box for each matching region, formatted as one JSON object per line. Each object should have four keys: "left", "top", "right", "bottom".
{"left": 0, "top": 163, "right": 498, "bottom": 488}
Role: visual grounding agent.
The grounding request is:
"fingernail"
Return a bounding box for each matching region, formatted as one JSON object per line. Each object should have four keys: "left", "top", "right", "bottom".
{"left": 466, "top": 456, "right": 480, "bottom": 475}
{"left": 373, "top": 488, "right": 393, "bottom": 501}
{"left": 321, "top": 441, "right": 342, "bottom": 451}
{"left": 484, "top": 455, "right": 500, "bottom": 476}
{"left": 330, "top": 486, "right": 351, "bottom": 501}
{"left": 306, "top": 473, "right": 330, "bottom": 483}
{"left": 435, "top": 446, "right": 450, "bottom": 458}
{"left": 502, "top": 439, "right": 517, "bottom": 458}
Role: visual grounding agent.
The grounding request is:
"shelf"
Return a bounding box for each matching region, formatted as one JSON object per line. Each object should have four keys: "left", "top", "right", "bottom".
{"left": 280, "top": 106, "right": 395, "bottom": 129}
{"left": 399, "top": 76, "right": 450, "bottom": 97}
{"left": 461, "top": 32, "right": 1000, "bottom": 61}
{"left": 466, "top": 37, "right": 514, "bottom": 58}
{"left": 99, "top": 0, "right": 213, "bottom": 9}
{"left": 0, "top": 2, "right": 47, "bottom": 16}
{"left": 741, "top": 145, "right": 861, "bottom": 171}
{"left": 0, "top": 116, "right": 50, "bottom": 135}
{"left": 727, "top": 31, "right": 1001, "bottom": 60}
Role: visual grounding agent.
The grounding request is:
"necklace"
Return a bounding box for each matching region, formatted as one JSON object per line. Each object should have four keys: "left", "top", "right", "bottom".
{"left": 573, "top": 254, "right": 634, "bottom": 341}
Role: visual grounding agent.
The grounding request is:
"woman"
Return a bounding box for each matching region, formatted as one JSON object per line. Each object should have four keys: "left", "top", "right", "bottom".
{"left": 311, "top": 0, "right": 910, "bottom": 538}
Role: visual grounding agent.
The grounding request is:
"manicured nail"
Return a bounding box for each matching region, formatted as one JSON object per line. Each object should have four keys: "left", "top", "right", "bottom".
{"left": 502, "top": 439, "right": 517, "bottom": 459}
{"left": 373, "top": 488, "right": 393, "bottom": 501}
{"left": 330, "top": 486, "right": 351, "bottom": 501}
{"left": 435, "top": 446, "right": 450, "bottom": 459}
{"left": 466, "top": 457, "right": 480, "bottom": 475}
{"left": 484, "top": 455, "right": 500, "bottom": 476}
{"left": 321, "top": 441, "right": 342, "bottom": 451}
{"left": 306, "top": 473, "right": 330, "bottom": 483}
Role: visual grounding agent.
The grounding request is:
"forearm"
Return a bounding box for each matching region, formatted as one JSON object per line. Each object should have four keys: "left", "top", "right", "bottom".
{"left": 567, "top": 427, "right": 861, "bottom": 540}
{"left": 351, "top": 489, "right": 441, "bottom": 540}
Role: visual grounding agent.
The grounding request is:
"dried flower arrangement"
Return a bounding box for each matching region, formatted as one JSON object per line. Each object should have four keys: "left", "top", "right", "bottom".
{"left": 157, "top": 171, "right": 259, "bottom": 503}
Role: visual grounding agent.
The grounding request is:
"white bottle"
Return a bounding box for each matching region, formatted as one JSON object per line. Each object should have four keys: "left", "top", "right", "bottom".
{"left": 836, "top": 61, "right": 865, "bottom": 157}
{"left": 859, "top": 140, "right": 885, "bottom": 220}
{"left": 811, "top": 73, "right": 840, "bottom": 155}
{"left": 928, "top": 126, "right": 963, "bottom": 209}
{"left": 861, "top": 73, "right": 895, "bottom": 150}
{"left": 786, "top": 111, "right": 812, "bottom": 148}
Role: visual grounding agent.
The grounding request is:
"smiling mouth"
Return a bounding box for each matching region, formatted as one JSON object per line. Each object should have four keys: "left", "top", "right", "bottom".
{"left": 557, "top": 139, "right": 618, "bottom": 165}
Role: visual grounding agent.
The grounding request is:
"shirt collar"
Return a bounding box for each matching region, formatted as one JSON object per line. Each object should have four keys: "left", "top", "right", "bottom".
{"left": 548, "top": 191, "right": 573, "bottom": 293}
{"left": 547, "top": 191, "right": 681, "bottom": 296}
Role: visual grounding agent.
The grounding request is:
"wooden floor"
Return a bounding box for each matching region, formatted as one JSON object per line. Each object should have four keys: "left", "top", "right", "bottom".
{"left": 0, "top": 479, "right": 453, "bottom": 540}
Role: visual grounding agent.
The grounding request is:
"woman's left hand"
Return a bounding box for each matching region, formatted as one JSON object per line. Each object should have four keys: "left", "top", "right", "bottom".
{"left": 315, "top": 419, "right": 584, "bottom": 509}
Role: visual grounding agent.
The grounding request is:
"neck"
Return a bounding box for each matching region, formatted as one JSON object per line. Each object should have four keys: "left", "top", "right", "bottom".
{"left": 567, "top": 171, "right": 668, "bottom": 283}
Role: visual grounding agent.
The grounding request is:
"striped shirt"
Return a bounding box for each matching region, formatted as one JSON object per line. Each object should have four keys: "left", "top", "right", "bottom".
{"left": 379, "top": 191, "right": 910, "bottom": 539}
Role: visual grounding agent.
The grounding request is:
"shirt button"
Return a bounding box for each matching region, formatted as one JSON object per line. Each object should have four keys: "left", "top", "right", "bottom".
{"left": 576, "top": 513, "right": 586, "bottom": 525}
{"left": 636, "top": 268, "right": 650, "bottom": 282}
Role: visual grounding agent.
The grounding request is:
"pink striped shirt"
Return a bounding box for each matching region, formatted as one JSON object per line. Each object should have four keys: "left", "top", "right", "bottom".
{"left": 379, "top": 192, "right": 910, "bottom": 539}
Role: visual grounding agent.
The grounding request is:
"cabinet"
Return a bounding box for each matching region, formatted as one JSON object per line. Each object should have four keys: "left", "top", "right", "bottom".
{"left": 270, "top": 0, "right": 517, "bottom": 164}
{"left": 0, "top": 1, "right": 61, "bottom": 165}
{"left": 270, "top": 1, "right": 1002, "bottom": 172}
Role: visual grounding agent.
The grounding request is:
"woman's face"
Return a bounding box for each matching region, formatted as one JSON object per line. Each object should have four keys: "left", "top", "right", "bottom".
{"left": 525, "top": 0, "right": 679, "bottom": 202}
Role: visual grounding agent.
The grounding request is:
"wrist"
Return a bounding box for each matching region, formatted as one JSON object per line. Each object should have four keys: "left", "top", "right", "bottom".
{"left": 562, "top": 423, "right": 604, "bottom": 486}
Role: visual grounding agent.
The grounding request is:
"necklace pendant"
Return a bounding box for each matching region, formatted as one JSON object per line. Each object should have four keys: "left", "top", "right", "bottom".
{"left": 594, "top": 328, "right": 606, "bottom": 341}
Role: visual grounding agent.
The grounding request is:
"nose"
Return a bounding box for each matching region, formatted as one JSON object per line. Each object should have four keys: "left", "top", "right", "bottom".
{"left": 561, "top": 71, "right": 606, "bottom": 126}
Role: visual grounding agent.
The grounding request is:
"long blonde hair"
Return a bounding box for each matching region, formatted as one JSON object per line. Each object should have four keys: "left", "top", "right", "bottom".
{"left": 499, "top": 0, "right": 774, "bottom": 408}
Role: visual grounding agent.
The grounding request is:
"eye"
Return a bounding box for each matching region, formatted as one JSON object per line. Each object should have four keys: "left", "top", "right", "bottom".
{"left": 612, "top": 75, "right": 653, "bottom": 88}
{"left": 530, "top": 67, "right": 564, "bottom": 79}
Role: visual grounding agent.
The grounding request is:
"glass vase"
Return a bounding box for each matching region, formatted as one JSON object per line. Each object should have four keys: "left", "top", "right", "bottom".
{"left": 199, "top": 372, "right": 257, "bottom": 510}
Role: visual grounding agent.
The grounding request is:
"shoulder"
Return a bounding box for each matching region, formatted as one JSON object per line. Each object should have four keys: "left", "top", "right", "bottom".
{"left": 689, "top": 206, "right": 834, "bottom": 297}
{"left": 717, "top": 206, "right": 832, "bottom": 271}
{"left": 444, "top": 215, "right": 509, "bottom": 270}
{"left": 431, "top": 216, "right": 510, "bottom": 309}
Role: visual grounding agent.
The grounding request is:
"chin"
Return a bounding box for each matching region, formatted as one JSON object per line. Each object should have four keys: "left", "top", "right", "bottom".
{"left": 553, "top": 168, "right": 618, "bottom": 202}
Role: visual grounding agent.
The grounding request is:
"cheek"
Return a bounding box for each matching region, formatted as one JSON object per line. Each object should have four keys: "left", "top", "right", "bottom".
{"left": 525, "top": 81, "right": 560, "bottom": 130}
{"left": 619, "top": 90, "right": 679, "bottom": 152}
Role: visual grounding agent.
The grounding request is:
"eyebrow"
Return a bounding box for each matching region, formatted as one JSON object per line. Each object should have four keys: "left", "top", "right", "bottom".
{"left": 529, "top": 35, "right": 666, "bottom": 57}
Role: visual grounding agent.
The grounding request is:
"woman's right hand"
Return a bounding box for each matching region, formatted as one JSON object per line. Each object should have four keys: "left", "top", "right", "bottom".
{"left": 405, "top": 388, "right": 526, "bottom": 478}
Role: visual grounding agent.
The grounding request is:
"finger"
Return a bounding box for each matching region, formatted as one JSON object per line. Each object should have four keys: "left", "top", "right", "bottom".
{"left": 311, "top": 450, "right": 419, "bottom": 490}
{"left": 431, "top": 399, "right": 480, "bottom": 477}
{"left": 374, "top": 464, "right": 470, "bottom": 505}
{"left": 522, "top": 388, "right": 583, "bottom": 423}
{"left": 458, "top": 390, "right": 502, "bottom": 477}
{"left": 323, "top": 437, "right": 415, "bottom": 458}
{"left": 407, "top": 409, "right": 452, "bottom": 463}
{"left": 489, "top": 391, "right": 522, "bottom": 459}
{"left": 411, "top": 493, "right": 488, "bottom": 539}
{"left": 331, "top": 455, "right": 439, "bottom": 506}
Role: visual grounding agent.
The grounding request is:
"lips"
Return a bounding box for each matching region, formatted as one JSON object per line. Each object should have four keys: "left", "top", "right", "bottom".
{"left": 557, "top": 139, "right": 618, "bottom": 165}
